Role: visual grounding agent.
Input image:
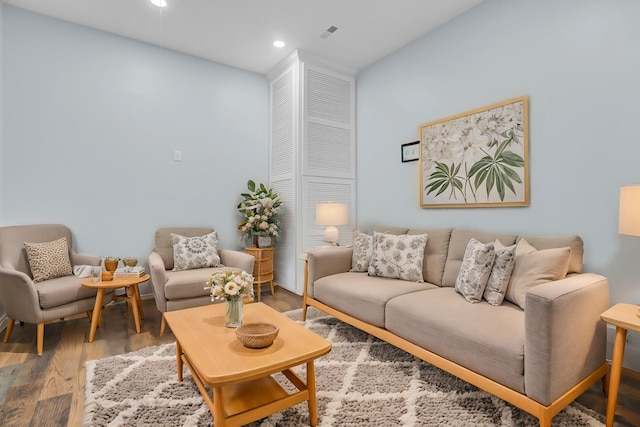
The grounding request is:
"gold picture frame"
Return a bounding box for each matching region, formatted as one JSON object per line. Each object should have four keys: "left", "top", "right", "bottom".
{"left": 419, "top": 96, "right": 529, "bottom": 208}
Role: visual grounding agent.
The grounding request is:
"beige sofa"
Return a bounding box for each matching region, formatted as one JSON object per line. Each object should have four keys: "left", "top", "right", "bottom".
{"left": 303, "top": 226, "right": 610, "bottom": 427}
{"left": 148, "top": 227, "right": 255, "bottom": 334}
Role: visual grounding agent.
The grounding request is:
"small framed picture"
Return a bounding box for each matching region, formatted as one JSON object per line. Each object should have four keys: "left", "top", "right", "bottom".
{"left": 401, "top": 141, "right": 420, "bottom": 162}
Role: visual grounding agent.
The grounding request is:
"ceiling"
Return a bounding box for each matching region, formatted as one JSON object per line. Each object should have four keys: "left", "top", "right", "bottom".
{"left": 2, "top": 0, "right": 483, "bottom": 75}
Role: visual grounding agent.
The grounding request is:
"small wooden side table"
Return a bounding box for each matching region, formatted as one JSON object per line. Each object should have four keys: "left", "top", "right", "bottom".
{"left": 600, "top": 303, "right": 640, "bottom": 427}
{"left": 81, "top": 273, "right": 150, "bottom": 342}
{"left": 244, "top": 246, "right": 275, "bottom": 302}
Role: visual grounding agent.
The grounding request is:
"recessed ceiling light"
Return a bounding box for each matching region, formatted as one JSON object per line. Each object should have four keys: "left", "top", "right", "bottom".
{"left": 273, "top": 41, "right": 286, "bottom": 48}
{"left": 150, "top": 0, "right": 167, "bottom": 7}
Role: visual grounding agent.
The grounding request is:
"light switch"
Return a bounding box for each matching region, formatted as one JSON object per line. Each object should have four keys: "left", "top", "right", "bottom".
{"left": 174, "top": 150, "right": 182, "bottom": 162}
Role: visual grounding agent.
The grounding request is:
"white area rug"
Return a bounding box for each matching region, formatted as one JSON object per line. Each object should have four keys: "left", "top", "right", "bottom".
{"left": 84, "top": 307, "right": 605, "bottom": 426}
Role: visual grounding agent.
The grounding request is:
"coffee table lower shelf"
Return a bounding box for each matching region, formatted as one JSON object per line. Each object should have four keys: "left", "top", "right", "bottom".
{"left": 180, "top": 351, "right": 316, "bottom": 427}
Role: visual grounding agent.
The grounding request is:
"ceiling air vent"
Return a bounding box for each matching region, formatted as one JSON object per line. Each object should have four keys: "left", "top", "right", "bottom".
{"left": 320, "top": 26, "right": 339, "bottom": 39}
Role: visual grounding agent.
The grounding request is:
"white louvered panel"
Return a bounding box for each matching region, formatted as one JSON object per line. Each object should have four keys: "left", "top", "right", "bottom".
{"left": 270, "top": 67, "right": 296, "bottom": 178}
{"left": 270, "top": 178, "right": 296, "bottom": 291}
{"left": 306, "top": 68, "right": 352, "bottom": 126}
{"left": 301, "top": 178, "right": 355, "bottom": 251}
{"left": 306, "top": 122, "right": 352, "bottom": 176}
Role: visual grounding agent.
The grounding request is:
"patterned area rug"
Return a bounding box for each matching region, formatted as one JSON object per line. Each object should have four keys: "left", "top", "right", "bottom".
{"left": 84, "top": 307, "right": 605, "bottom": 426}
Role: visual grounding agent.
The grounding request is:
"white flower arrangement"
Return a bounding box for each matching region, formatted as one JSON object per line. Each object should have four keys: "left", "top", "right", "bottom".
{"left": 237, "top": 180, "right": 282, "bottom": 240}
{"left": 205, "top": 270, "right": 254, "bottom": 301}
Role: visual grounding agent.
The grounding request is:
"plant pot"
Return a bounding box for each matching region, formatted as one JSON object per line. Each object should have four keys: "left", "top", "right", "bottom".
{"left": 257, "top": 236, "right": 272, "bottom": 248}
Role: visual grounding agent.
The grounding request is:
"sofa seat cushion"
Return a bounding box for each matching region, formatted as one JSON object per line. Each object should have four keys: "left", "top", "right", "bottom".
{"left": 314, "top": 272, "right": 436, "bottom": 328}
{"left": 36, "top": 276, "right": 102, "bottom": 309}
{"left": 164, "top": 267, "right": 241, "bottom": 300}
{"left": 385, "top": 287, "right": 525, "bottom": 393}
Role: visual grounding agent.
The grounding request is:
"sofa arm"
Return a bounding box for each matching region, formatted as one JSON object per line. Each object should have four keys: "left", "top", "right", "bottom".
{"left": 220, "top": 249, "right": 255, "bottom": 274}
{"left": 306, "top": 247, "right": 353, "bottom": 298}
{"left": 524, "top": 273, "right": 609, "bottom": 405}
{"left": 70, "top": 250, "right": 101, "bottom": 267}
{"left": 148, "top": 252, "right": 169, "bottom": 314}
{"left": 0, "top": 266, "right": 42, "bottom": 324}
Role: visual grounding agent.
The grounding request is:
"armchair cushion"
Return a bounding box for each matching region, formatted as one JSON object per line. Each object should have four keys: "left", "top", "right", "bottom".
{"left": 24, "top": 237, "right": 72, "bottom": 283}
{"left": 164, "top": 267, "right": 242, "bottom": 300}
{"left": 36, "top": 275, "right": 101, "bottom": 309}
{"left": 171, "top": 231, "right": 221, "bottom": 271}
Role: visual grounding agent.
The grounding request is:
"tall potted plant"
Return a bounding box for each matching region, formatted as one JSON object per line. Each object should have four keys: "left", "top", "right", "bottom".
{"left": 237, "top": 180, "right": 282, "bottom": 247}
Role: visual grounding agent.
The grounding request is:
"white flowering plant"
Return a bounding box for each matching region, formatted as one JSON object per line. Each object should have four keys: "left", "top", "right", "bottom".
{"left": 205, "top": 270, "right": 254, "bottom": 301}
{"left": 237, "top": 180, "right": 282, "bottom": 240}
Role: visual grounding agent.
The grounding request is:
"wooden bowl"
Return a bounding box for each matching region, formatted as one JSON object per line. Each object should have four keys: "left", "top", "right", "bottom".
{"left": 236, "top": 323, "right": 279, "bottom": 348}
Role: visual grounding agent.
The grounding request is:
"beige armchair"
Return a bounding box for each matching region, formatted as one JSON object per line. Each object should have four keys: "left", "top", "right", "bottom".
{"left": 148, "top": 227, "right": 255, "bottom": 334}
{"left": 0, "top": 224, "right": 107, "bottom": 355}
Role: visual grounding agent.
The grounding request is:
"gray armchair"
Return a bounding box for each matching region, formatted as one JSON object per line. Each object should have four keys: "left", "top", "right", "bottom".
{"left": 148, "top": 227, "right": 255, "bottom": 334}
{"left": 0, "top": 224, "right": 107, "bottom": 355}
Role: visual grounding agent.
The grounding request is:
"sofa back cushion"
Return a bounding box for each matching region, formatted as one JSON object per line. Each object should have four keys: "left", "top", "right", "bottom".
{"left": 407, "top": 228, "right": 452, "bottom": 286}
{"left": 154, "top": 227, "right": 214, "bottom": 271}
{"left": 442, "top": 229, "right": 517, "bottom": 287}
{"left": 516, "top": 235, "right": 583, "bottom": 274}
{"left": 373, "top": 225, "right": 408, "bottom": 235}
{"left": 0, "top": 224, "right": 73, "bottom": 278}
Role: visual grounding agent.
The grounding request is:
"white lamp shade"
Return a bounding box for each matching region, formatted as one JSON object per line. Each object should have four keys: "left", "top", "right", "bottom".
{"left": 619, "top": 185, "right": 640, "bottom": 237}
{"left": 316, "top": 202, "right": 348, "bottom": 226}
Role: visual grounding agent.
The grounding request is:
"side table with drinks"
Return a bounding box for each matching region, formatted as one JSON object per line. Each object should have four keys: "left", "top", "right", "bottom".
{"left": 81, "top": 272, "right": 150, "bottom": 342}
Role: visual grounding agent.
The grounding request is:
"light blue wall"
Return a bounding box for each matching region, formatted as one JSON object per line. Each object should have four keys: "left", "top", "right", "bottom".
{"left": 2, "top": 5, "right": 269, "bottom": 278}
{"left": 357, "top": 0, "right": 640, "bottom": 368}
{"left": 0, "top": 4, "right": 4, "bottom": 319}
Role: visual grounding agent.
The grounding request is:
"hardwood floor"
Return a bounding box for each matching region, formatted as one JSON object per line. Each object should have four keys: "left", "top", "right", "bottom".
{"left": 0, "top": 287, "right": 638, "bottom": 426}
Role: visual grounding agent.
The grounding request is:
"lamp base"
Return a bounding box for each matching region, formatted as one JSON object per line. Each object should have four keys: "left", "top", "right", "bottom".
{"left": 323, "top": 226, "right": 340, "bottom": 246}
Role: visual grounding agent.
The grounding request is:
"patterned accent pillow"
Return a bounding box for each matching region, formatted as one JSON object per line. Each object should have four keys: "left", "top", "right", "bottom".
{"left": 455, "top": 238, "right": 496, "bottom": 303}
{"left": 24, "top": 237, "right": 73, "bottom": 283}
{"left": 483, "top": 239, "right": 516, "bottom": 306}
{"left": 367, "top": 232, "right": 427, "bottom": 282}
{"left": 504, "top": 239, "right": 571, "bottom": 309}
{"left": 171, "top": 232, "right": 221, "bottom": 271}
{"left": 350, "top": 231, "right": 374, "bottom": 272}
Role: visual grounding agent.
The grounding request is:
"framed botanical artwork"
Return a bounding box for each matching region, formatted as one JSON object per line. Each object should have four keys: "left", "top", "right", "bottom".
{"left": 401, "top": 141, "right": 420, "bottom": 162}
{"left": 419, "top": 96, "right": 529, "bottom": 208}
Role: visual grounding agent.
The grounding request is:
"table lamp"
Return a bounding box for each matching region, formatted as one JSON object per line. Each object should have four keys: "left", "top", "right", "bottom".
{"left": 618, "top": 185, "right": 640, "bottom": 318}
{"left": 316, "top": 202, "right": 348, "bottom": 246}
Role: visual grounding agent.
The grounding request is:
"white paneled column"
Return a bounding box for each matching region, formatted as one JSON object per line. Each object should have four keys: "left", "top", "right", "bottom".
{"left": 268, "top": 50, "right": 356, "bottom": 294}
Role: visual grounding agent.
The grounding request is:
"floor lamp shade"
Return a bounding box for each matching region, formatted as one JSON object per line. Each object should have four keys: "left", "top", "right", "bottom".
{"left": 619, "top": 185, "right": 640, "bottom": 237}
{"left": 316, "top": 202, "right": 348, "bottom": 245}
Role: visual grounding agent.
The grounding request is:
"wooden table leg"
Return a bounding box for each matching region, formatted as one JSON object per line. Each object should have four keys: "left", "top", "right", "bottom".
{"left": 606, "top": 326, "right": 627, "bottom": 427}
{"left": 213, "top": 386, "right": 226, "bottom": 427}
{"left": 127, "top": 285, "right": 141, "bottom": 333}
{"left": 176, "top": 341, "right": 183, "bottom": 381}
{"left": 307, "top": 360, "right": 317, "bottom": 427}
{"left": 88, "top": 289, "right": 105, "bottom": 343}
{"left": 133, "top": 283, "right": 144, "bottom": 318}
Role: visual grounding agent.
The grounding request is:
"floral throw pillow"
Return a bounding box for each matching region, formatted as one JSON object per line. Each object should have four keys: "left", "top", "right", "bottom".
{"left": 455, "top": 238, "right": 496, "bottom": 303}
{"left": 171, "top": 232, "right": 221, "bottom": 271}
{"left": 367, "top": 232, "right": 428, "bottom": 282}
{"left": 24, "top": 237, "right": 73, "bottom": 283}
{"left": 350, "top": 231, "right": 374, "bottom": 272}
{"left": 483, "top": 239, "right": 517, "bottom": 306}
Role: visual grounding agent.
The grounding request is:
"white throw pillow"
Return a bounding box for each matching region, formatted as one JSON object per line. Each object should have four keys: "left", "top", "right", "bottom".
{"left": 171, "top": 232, "right": 221, "bottom": 271}
{"left": 350, "top": 231, "right": 374, "bottom": 272}
{"left": 455, "top": 238, "right": 496, "bottom": 303}
{"left": 367, "top": 232, "right": 427, "bottom": 282}
{"left": 504, "top": 239, "right": 571, "bottom": 309}
{"left": 483, "top": 239, "right": 517, "bottom": 306}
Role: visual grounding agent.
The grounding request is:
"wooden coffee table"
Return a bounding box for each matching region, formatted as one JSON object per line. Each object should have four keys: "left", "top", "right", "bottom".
{"left": 81, "top": 274, "right": 149, "bottom": 342}
{"left": 164, "top": 302, "right": 331, "bottom": 427}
